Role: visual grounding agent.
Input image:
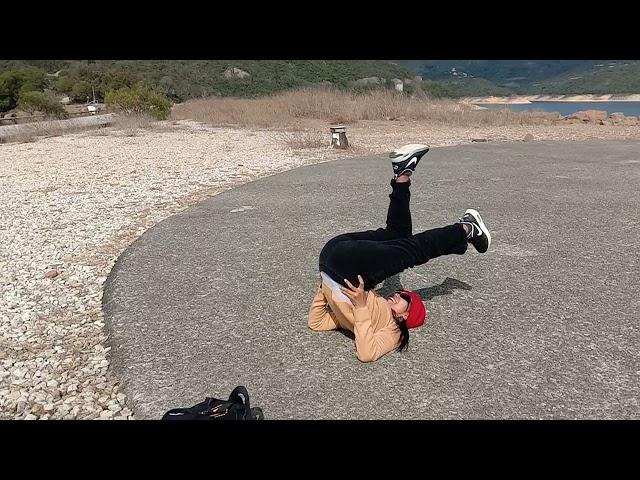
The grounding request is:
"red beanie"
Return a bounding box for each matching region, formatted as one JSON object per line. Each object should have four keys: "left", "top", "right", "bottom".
{"left": 402, "top": 289, "right": 426, "bottom": 329}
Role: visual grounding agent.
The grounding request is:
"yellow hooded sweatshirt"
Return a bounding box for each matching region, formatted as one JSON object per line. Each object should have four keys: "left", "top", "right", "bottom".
{"left": 308, "top": 275, "right": 401, "bottom": 363}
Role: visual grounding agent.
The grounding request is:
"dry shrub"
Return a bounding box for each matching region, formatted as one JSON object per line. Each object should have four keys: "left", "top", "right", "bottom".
{"left": 110, "top": 113, "right": 155, "bottom": 136}
{"left": 272, "top": 130, "right": 328, "bottom": 149}
{"left": 0, "top": 122, "right": 95, "bottom": 144}
{"left": 171, "top": 88, "right": 554, "bottom": 128}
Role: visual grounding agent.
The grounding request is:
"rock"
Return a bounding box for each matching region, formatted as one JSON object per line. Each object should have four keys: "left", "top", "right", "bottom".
{"left": 523, "top": 133, "right": 535, "bottom": 142}
{"left": 352, "top": 77, "right": 382, "bottom": 86}
{"left": 31, "top": 392, "right": 46, "bottom": 403}
{"left": 16, "top": 400, "right": 28, "bottom": 413}
{"left": 391, "top": 79, "right": 403, "bottom": 92}
{"left": 609, "top": 112, "right": 626, "bottom": 123}
{"left": 565, "top": 110, "right": 608, "bottom": 123}
{"left": 44, "top": 269, "right": 60, "bottom": 279}
{"left": 7, "top": 391, "right": 21, "bottom": 401}
{"left": 99, "top": 409, "right": 113, "bottom": 419}
{"left": 560, "top": 117, "right": 583, "bottom": 124}
{"left": 24, "top": 414, "right": 38, "bottom": 420}
{"left": 222, "top": 67, "right": 250, "bottom": 79}
{"left": 30, "top": 404, "right": 44, "bottom": 416}
{"left": 471, "top": 138, "right": 489, "bottom": 142}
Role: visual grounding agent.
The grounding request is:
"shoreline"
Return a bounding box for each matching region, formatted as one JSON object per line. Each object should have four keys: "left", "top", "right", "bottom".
{"left": 462, "top": 94, "right": 640, "bottom": 105}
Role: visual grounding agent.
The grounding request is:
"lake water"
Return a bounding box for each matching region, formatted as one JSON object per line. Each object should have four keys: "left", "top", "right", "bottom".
{"left": 476, "top": 101, "right": 640, "bottom": 117}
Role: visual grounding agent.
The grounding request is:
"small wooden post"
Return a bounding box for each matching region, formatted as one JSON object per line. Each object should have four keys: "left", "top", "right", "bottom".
{"left": 330, "top": 125, "right": 348, "bottom": 149}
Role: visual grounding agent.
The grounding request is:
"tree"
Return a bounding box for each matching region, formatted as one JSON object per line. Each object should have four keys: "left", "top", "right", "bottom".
{"left": 17, "top": 91, "right": 67, "bottom": 118}
{"left": 105, "top": 85, "right": 172, "bottom": 119}
{"left": 0, "top": 68, "right": 46, "bottom": 112}
{"left": 55, "top": 76, "right": 75, "bottom": 94}
{"left": 71, "top": 81, "right": 93, "bottom": 103}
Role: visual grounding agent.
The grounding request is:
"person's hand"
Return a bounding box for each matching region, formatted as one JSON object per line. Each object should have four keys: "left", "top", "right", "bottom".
{"left": 341, "top": 275, "right": 367, "bottom": 308}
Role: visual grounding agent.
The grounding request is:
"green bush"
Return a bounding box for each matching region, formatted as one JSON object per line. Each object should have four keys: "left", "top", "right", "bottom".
{"left": 0, "top": 96, "right": 12, "bottom": 111}
{"left": 71, "top": 81, "right": 93, "bottom": 103}
{"left": 0, "top": 68, "right": 46, "bottom": 112}
{"left": 54, "top": 76, "right": 75, "bottom": 95}
{"left": 101, "top": 71, "right": 135, "bottom": 93}
{"left": 421, "top": 81, "right": 455, "bottom": 98}
{"left": 105, "top": 85, "right": 171, "bottom": 119}
{"left": 17, "top": 91, "right": 67, "bottom": 118}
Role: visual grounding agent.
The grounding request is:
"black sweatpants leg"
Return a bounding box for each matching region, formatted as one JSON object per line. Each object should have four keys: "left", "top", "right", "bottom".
{"left": 319, "top": 180, "right": 468, "bottom": 290}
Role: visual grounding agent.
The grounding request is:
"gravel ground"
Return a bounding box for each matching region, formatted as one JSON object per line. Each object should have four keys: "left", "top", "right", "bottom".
{"left": 1, "top": 119, "right": 639, "bottom": 419}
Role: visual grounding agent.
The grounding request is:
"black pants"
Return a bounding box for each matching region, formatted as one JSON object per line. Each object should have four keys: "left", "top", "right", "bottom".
{"left": 319, "top": 179, "right": 468, "bottom": 291}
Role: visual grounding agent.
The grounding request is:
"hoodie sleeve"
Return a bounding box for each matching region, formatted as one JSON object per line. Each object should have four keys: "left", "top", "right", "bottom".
{"left": 308, "top": 285, "right": 339, "bottom": 331}
{"left": 352, "top": 305, "right": 400, "bottom": 363}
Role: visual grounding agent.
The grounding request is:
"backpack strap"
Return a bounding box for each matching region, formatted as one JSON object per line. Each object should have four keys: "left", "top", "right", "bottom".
{"left": 228, "top": 385, "right": 251, "bottom": 419}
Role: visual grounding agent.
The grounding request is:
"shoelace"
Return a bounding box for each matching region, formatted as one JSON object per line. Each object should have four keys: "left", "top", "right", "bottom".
{"left": 459, "top": 219, "right": 481, "bottom": 239}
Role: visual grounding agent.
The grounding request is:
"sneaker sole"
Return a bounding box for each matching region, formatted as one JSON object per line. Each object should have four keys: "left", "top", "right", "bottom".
{"left": 391, "top": 147, "right": 430, "bottom": 177}
{"left": 390, "top": 146, "right": 430, "bottom": 163}
{"left": 465, "top": 208, "right": 491, "bottom": 250}
{"left": 390, "top": 143, "right": 430, "bottom": 153}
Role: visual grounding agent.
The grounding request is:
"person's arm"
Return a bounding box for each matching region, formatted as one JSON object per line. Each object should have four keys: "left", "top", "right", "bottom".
{"left": 352, "top": 306, "right": 400, "bottom": 363}
{"left": 308, "top": 283, "right": 339, "bottom": 331}
{"left": 341, "top": 276, "right": 400, "bottom": 363}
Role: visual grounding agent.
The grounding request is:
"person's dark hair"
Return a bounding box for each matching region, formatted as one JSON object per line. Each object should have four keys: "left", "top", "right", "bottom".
{"left": 395, "top": 318, "right": 409, "bottom": 352}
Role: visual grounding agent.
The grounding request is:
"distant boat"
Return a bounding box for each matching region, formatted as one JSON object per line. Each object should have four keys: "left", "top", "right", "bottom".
{"left": 87, "top": 87, "right": 98, "bottom": 115}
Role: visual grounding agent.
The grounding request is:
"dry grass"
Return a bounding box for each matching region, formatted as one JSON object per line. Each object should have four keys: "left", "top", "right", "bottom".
{"left": 86, "top": 128, "right": 110, "bottom": 137}
{"left": 110, "top": 114, "right": 155, "bottom": 136}
{"left": 271, "top": 130, "right": 328, "bottom": 149}
{"left": 0, "top": 122, "right": 100, "bottom": 144}
{"left": 109, "top": 115, "right": 188, "bottom": 136}
{"left": 171, "top": 88, "right": 557, "bottom": 128}
{"left": 0, "top": 114, "right": 177, "bottom": 144}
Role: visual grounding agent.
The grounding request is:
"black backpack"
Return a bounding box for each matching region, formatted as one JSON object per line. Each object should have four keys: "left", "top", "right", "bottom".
{"left": 161, "top": 386, "right": 264, "bottom": 420}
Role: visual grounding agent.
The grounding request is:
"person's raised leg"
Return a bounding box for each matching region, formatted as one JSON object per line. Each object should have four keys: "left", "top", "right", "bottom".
{"left": 336, "top": 176, "right": 412, "bottom": 243}
{"left": 329, "top": 208, "right": 491, "bottom": 290}
{"left": 328, "top": 144, "right": 430, "bottom": 244}
{"left": 319, "top": 144, "right": 431, "bottom": 285}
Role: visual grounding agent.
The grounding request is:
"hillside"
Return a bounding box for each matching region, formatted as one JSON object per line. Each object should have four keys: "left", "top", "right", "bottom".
{"left": 526, "top": 61, "right": 640, "bottom": 94}
{"left": 401, "top": 60, "right": 640, "bottom": 95}
{"left": 0, "top": 60, "right": 413, "bottom": 106}
{"left": 4, "top": 60, "right": 640, "bottom": 115}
